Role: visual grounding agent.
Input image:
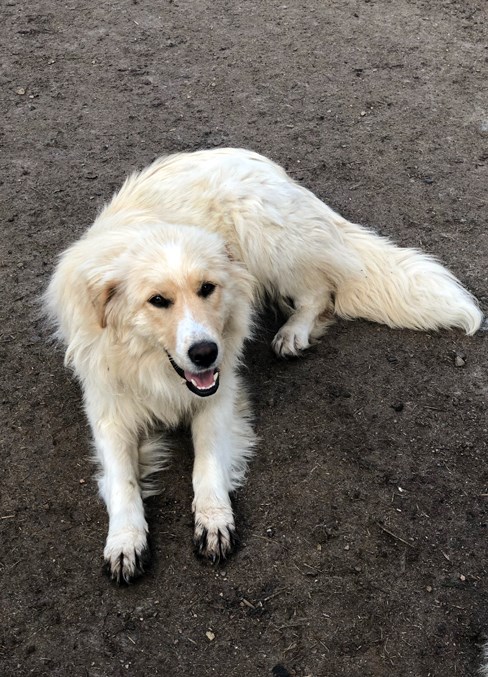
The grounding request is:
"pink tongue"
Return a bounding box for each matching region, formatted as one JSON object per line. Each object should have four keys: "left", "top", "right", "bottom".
{"left": 184, "top": 369, "right": 215, "bottom": 389}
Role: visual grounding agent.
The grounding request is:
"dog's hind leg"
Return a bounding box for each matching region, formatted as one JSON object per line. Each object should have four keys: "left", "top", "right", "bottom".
{"left": 271, "top": 283, "right": 335, "bottom": 358}
{"left": 191, "top": 377, "right": 255, "bottom": 561}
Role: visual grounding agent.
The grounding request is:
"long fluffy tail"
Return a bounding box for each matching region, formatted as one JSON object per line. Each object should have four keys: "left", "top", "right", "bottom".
{"left": 333, "top": 220, "right": 483, "bottom": 334}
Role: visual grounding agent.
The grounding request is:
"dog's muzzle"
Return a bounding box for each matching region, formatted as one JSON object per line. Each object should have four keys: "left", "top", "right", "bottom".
{"left": 166, "top": 352, "right": 220, "bottom": 397}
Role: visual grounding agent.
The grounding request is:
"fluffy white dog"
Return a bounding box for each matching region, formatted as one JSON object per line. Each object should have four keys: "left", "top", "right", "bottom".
{"left": 46, "top": 148, "right": 483, "bottom": 583}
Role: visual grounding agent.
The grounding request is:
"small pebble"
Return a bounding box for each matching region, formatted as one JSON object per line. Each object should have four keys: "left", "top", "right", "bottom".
{"left": 206, "top": 630, "right": 215, "bottom": 641}
{"left": 426, "top": 585, "right": 433, "bottom": 593}
{"left": 479, "top": 120, "right": 488, "bottom": 136}
{"left": 459, "top": 574, "right": 466, "bottom": 582}
{"left": 454, "top": 355, "right": 466, "bottom": 368}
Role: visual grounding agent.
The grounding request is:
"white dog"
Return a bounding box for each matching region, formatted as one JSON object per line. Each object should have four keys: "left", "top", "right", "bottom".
{"left": 45, "top": 148, "right": 483, "bottom": 583}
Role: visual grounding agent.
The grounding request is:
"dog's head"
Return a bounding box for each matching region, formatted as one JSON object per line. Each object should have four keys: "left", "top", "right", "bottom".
{"left": 90, "top": 224, "right": 254, "bottom": 397}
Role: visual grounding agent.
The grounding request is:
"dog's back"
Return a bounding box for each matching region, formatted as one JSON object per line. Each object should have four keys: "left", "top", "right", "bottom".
{"left": 100, "top": 148, "right": 484, "bottom": 339}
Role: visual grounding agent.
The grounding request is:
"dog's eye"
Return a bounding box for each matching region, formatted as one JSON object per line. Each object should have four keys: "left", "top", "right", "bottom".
{"left": 198, "top": 282, "right": 216, "bottom": 298}
{"left": 148, "top": 295, "right": 172, "bottom": 308}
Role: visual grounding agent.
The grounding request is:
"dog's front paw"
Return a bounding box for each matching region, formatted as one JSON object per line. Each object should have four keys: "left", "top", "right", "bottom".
{"left": 103, "top": 527, "right": 150, "bottom": 584}
{"left": 193, "top": 506, "right": 238, "bottom": 562}
{"left": 272, "top": 325, "right": 310, "bottom": 357}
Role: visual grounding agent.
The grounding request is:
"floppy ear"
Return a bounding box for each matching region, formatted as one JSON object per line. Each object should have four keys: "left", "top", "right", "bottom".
{"left": 91, "top": 281, "right": 120, "bottom": 329}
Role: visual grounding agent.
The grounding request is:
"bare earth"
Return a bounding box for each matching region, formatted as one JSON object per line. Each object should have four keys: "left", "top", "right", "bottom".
{"left": 1, "top": 1, "right": 487, "bottom": 675}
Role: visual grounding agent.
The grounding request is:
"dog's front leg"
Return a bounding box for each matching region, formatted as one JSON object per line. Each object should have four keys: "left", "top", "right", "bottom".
{"left": 191, "top": 395, "right": 241, "bottom": 562}
{"left": 87, "top": 405, "right": 149, "bottom": 584}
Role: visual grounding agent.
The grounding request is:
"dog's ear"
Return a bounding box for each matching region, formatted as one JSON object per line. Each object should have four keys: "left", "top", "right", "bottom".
{"left": 91, "top": 281, "right": 120, "bottom": 329}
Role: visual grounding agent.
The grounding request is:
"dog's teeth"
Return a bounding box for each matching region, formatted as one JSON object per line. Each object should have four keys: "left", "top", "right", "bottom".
{"left": 191, "top": 379, "right": 198, "bottom": 387}
{"left": 214, "top": 372, "right": 219, "bottom": 382}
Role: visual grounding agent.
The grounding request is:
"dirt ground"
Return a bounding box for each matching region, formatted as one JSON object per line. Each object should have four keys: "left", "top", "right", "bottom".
{"left": 1, "top": 0, "right": 487, "bottom": 675}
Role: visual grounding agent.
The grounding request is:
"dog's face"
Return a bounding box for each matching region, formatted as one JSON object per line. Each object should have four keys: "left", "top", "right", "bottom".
{"left": 93, "top": 225, "right": 254, "bottom": 397}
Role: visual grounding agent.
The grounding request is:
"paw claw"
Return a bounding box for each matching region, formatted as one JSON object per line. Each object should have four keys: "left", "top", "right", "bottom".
{"left": 193, "top": 515, "right": 237, "bottom": 562}
{"left": 103, "top": 528, "right": 150, "bottom": 584}
{"left": 272, "top": 327, "right": 310, "bottom": 358}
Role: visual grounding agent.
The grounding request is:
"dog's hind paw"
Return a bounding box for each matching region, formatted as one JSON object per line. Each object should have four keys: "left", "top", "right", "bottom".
{"left": 103, "top": 528, "right": 150, "bottom": 584}
{"left": 193, "top": 511, "right": 238, "bottom": 562}
{"left": 272, "top": 325, "right": 310, "bottom": 358}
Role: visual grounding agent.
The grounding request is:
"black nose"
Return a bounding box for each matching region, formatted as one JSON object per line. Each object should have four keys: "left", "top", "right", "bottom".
{"left": 188, "top": 341, "right": 218, "bottom": 368}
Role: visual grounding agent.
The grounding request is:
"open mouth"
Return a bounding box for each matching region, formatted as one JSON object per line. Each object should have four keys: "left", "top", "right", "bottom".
{"left": 166, "top": 352, "right": 220, "bottom": 397}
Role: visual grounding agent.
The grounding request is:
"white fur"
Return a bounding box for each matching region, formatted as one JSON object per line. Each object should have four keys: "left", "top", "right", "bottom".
{"left": 175, "top": 309, "right": 219, "bottom": 369}
{"left": 45, "top": 148, "right": 483, "bottom": 582}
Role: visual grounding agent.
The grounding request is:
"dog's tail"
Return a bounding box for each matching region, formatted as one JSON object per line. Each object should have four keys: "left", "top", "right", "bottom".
{"left": 333, "top": 219, "right": 483, "bottom": 334}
